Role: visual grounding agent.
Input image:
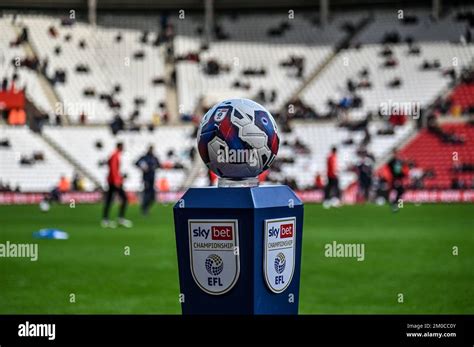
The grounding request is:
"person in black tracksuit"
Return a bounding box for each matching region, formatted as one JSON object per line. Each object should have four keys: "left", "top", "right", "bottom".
{"left": 356, "top": 153, "right": 374, "bottom": 202}
{"left": 135, "top": 145, "right": 161, "bottom": 215}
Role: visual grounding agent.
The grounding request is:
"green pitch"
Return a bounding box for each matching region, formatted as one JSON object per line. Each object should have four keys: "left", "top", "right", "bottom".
{"left": 0, "top": 203, "right": 472, "bottom": 314}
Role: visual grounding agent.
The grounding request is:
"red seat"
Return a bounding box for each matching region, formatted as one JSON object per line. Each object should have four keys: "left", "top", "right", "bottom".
{"left": 396, "top": 124, "right": 474, "bottom": 189}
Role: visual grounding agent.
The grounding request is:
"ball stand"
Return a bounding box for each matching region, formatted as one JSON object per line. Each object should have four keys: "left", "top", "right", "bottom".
{"left": 173, "top": 178, "right": 304, "bottom": 314}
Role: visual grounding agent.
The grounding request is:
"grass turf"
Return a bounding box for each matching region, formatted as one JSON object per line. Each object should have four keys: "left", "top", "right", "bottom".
{"left": 0, "top": 203, "right": 472, "bottom": 314}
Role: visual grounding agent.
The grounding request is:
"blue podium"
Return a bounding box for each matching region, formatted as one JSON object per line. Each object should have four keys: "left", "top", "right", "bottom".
{"left": 173, "top": 185, "right": 304, "bottom": 314}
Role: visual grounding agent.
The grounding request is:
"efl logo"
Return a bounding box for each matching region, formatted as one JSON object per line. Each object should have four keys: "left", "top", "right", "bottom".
{"left": 264, "top": 217, "right": 296, "bottom": 293}
{"left": 214, "top": 108, "right": 229, "bottom": 122}
{"left": 189, "top": 219, "right": 240, "bottom": 295}
{"left": 211, "top": 226, "right": 233, "bottom": 240}
{"left": 280, "top": 224, "right": 293, "bottom": 238}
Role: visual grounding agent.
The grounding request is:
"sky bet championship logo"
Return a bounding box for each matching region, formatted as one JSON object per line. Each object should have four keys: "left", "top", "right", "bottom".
{"left": 264, "top": 217, "right": 296, "bottom": 293}
{"left": 188, "top": 220, "right": 240, "bottom": 295}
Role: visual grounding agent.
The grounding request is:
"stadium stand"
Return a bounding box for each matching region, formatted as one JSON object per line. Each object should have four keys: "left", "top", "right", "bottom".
{"left": 300, "top": 43, "right": 474, "bottom": 120}
{"left": 0, "top": 17, "right": 54, "bottom": 115}
{"left": 43, "top": 125, "right": 194, "bottom": 191}
{"left": 0, "top": 126, "right": 77, "bottom": 192}
{"left": 273, "top": 120, "right": 413, "bottom": 189}
{"left": 399, "top": 122, "right": 474, "bottom": 189}
{"left": 450, "top": 83, "right": 474, "bottom": 112}
{"left": 173, "top": 12, "right": 366, "bottom": 114}
{"left": 0, "top": 7, "right": 473, "bottom": 195}
{"left": 190, "top": 118, "right": 414, "bottom": 190}
{"left": 15, "top": 14, "right": 168, "bottom": 124}
{"left": 354, "top": 8, "right": 473, "bottom": 44}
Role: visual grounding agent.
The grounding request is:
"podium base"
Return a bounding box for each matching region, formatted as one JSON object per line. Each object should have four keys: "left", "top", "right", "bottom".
{"left": 173, "top": 184, "right": 304, "bottom": 315}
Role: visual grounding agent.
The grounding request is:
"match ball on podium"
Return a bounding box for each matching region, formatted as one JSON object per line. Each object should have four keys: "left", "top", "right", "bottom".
{"left": 197, "top": 98, "right": 280, "bottom": 179}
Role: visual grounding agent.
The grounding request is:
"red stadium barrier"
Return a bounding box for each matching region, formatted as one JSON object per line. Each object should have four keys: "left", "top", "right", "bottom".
{"left": 294, "top": 190, "right": 325, "bottom": 203}
{"left": 0, "top": 192, "right": 45, "bottom": 204}
{"left": 296, "top": 189, "right": 474, "bottom": 203}
{"left": 0, "top": 191, "right": 185, "bottom": 205}
{"left": 0, "top": 190, "right": 473, "bottom": 205}
{"left": 402, "top": 190, "right": 474, "bottom": 203}
{"left": 0, "top": 192, "right": 102, "bottom": 204}
{"left": 60, "top": 191, "right": 103, "bottom": 203}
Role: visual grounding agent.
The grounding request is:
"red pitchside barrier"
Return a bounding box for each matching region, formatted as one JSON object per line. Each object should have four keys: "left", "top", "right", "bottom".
{"left": 0, "top": 190, "right": 473, "bottom": 205}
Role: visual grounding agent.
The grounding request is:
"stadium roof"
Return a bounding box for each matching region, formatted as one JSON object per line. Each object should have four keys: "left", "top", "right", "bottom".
{"left": 1, "top": 0, "right": 463, "bottom": 11}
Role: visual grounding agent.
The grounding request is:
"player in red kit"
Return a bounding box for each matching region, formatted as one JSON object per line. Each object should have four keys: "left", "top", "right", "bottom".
{"left": 323, "top": 146, "right": 341, "bottom": 208}
{"left": 101, "top": 142, "right": 132, "bottom": 228}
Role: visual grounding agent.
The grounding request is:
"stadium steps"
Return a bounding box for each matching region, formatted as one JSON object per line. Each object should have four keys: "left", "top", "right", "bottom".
{"left": 371, "top": 70, "right": 472, "bottom": 178}
{"left": 370, "top": 76, "right": 474, "bottom": 189}
{"left": 40, "top": 129, "right": 102, "bottom": 188}
{"left": 281, "top": 15, "right": 373, "bottom": 113}
{"left": 375, "top": 124, "right": 418, "bottom": 169}
{"left": 284, "top": 50, "right": 337, "bottom": 109}
{"left": 11, "top": 22, "right": 68, "bottom": 125}
{"left": 181, "top": 159, "right": 206, "bottom": 190}
{"left": 165, "top": 45, "right": 180, "bottom": 124}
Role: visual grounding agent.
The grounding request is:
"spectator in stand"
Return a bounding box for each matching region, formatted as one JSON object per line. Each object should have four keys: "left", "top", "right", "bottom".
{"left": 48, "top": 26, "right": 59, "bottom": 38}
{"left": 258, "top": 170, "right": 270, "bottom": 183}
{"left": 453, "top": 162, "right": 474, "bottom": 173}
{"left": 55, "top": 114, "right": 62, "bottom": 126}
{"left": 408, "top": 162, "right": 425, "bottom": 189}
{"left": 379, "top": 46, "right": 393, "bottom": 57}
{"left": 39, "top": 175, "right": 69, "bottom": 210}
{"left": 110, "top": 114, "right": 125, "bottom": 135}
{"left": 387, "top": 150, "right": 407, "bottom": 212}
{"left": 40, "top": 58, "right": 49, "bottom": 76}
{"left": 58, "top": 175, "right": 70, "bottom": 193}
{"left": 72, "top": 173, "right": 86, "bottom": 191}
{"left": 10, "top": 73, "right": 18, "bottom": 92}
{"left": 0, "top": 181, "right": 13, "bottom": 192}
{"left": 162, "top": 112, "right": 169, "bottom": 124}
{"left": 323, "top": 146, "right": 341, "bottom": 208}
{"left": 10, "top": 27, "right": 28, "bottom": 46}
{"left": 102, "top": 142, "right": 132, "bottom": 228}
{"left": 135, "top": 145, "right": 161, "bottom": 215}
{"left": 293, "top": 139, "right": 311, "bottom": 154}
{"left": 464, "top": 25, "right": 472, "bottom": 44}
{"left": 451, "top": 177, "right": 463, "bottom": 189}
{"left": 361, "top": 127, "right": 371, "bottom": 146}
{"left": 427, "top": 115, "right": 465, "bottom": 144}
{"left": 79, "top": 112, "right": 87, "bottom": 125}
{"left": 383, "top": 57, "right": 398, "bottom": 68}
{"left": 8, "top": 108, "right": 26, "bottom": 126}
{"left": 313, "top": 173, "right": 324, "bottom": 190}
{"left": 158, "top": 177, "right": 170, "bottom": 192}
{"left": 208, "top": 170, "right": 218, "bottom": 186}
{"left": 204, "top": 60, "right": 221, "bottom": 75}
{"left": 389, "top": 112, "right": 407, "bottom": 127}
{"left": 388, "top": 77, "right": 402, "bottom": 88}
{"left": 0, "top": 138, "right": 10, "bottom": 148}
